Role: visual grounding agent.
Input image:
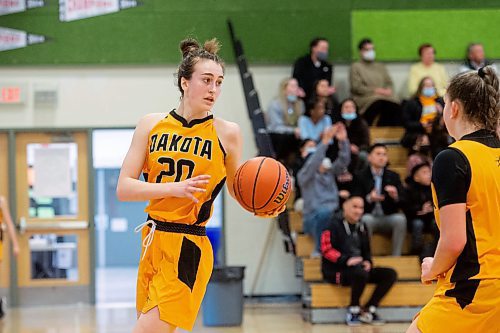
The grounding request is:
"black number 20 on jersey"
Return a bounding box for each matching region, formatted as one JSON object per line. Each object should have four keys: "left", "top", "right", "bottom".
{"left": 155, "top": 157, "right": 195, "bottom": 183}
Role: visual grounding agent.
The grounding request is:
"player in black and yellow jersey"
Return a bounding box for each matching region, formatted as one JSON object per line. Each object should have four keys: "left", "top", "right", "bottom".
{"left": 407, "top": 66, "right": 500, "bottom": 333}
{"left": 0, "top": 196, "right": 20, "bottom": 318}
{"left": 117, "top": 38, "right": 281, "bottom": 333}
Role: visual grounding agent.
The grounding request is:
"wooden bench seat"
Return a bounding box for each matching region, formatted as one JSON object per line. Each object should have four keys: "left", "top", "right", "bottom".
{"left": 310, "top": 282, "right": 433, "bottom": 308}
{"left": 303, "top": 256, "right": 421, "bottom": 282}
{"left": 370, "top": 126, "right": 405, "bottom": 145}
{"left": 296, "top": 233, "right": 412, "bottom": 257}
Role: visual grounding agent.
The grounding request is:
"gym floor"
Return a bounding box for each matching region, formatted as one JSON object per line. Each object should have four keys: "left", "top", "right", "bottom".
{"left": 0, "top": 303, "right": 410, "bottom": 333}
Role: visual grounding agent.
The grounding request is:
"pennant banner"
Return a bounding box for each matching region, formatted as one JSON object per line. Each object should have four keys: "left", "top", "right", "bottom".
{"left": 0, "top": 27, "right": 47, "bottom": 52}
{"left": 0, "top": 0, "right": 44, "bottom": 16}
{"left": 59, "top": 0, "right": 139, "bottom": 22}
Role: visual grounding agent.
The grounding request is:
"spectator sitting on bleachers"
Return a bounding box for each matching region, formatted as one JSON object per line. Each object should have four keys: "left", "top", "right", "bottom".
{"left": 402, "top": 162, "right": 438, "bottom": 261}
{"left": 406, "top": 134, "right": 433, "bottom": 176}
{"left": 297, "top": 123, "right": 350, "bottom": 255}
{"left": 459, "top": 43, "right": 497, "bottom": 73}
{"left": 401, "top": 76, "right": 444, "bottom": 152}
{"left": 308, "top": 79, "right": 340, "bottom": 122}
{"left": 293, "top": 37, "right": 335, "bottom": 101}
{"left": 266, "top": 78, "right": 304, "bottom": 167}
{"left": 353, "top": 143, "right": 407, "bottom": 256}
{"left": 408, "top": 44, "right": 448, "bottom": 97}
{"left": 267, "top": 77, "right": 304, "bottom": 137}
{"left": 298, "top": 98, "right": 332, "bottom": 142}
{"left": 335, "top": 98, "right": 371, "bottom": 200}
{"left": 350, "top": 38, "right": 402, "bottom": 126}
{"left": 339, "top": 98, "right": 370, "bottom": 172}
{"left": 321, "top": 195, "right": 397, "bottom": 326}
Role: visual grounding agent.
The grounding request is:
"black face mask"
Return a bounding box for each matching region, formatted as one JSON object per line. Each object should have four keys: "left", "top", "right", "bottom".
{"left": 419, "top": 145, "right": 431, "bottom": 155}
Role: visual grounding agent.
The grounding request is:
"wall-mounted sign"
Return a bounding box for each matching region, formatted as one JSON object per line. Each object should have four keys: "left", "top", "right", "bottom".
{"left": 0, "top": 27, "right": 47, "bottom": 52}
{"left": 59, "top": 0, "right": 139, "bottom": 22}
{"left": 0, "top": 0, "right": 44, "bottom": 16}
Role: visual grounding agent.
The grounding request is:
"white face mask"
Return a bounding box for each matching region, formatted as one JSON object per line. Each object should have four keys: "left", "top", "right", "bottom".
{"left": 362, "top": 50, "right": 376, "bottom": 61}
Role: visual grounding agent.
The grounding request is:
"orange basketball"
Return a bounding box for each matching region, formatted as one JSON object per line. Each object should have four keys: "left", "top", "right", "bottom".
{"left": 233, "top": 157, "right": 291, "bottom": 215}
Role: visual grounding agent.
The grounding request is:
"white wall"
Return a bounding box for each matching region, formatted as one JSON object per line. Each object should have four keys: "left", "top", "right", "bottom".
{"left": 0, "top": 61, "right": 465, "bottom": 295}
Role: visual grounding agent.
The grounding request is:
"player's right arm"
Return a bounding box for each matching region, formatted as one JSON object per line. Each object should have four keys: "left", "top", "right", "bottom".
{"left": 116, "top": 114, "right": 210, "bottom": 203}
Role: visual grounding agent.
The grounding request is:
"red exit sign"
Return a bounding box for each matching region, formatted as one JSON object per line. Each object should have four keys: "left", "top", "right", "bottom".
{"left": 0, "top": 86, "right": 22, "bottom": 104}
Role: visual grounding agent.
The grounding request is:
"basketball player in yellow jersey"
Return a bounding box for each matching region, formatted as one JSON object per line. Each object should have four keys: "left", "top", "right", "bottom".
{"left": 117, "top": 38, "right": 282, "bottom": 333}
{"left": 0, "top": 196, "right": 20, "bottom": 318}
{"left": 407, "top": 66, "right": 500, "bottom": 333}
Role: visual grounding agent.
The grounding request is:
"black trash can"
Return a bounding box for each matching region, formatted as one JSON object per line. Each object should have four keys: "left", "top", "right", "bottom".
{"left": 202, "top": 266, "right": 245, "bottom": 326}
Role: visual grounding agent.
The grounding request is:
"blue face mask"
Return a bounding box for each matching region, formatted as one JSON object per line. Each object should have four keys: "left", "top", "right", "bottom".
{"left": 422, "top": 87, "right": 436, "bottom": 97}
{"left": 305, "top": 146, "right": 317, "bottom": 155}
{"left": 316, "top": 51, "right": 328, "bottom": 61}
{"left": 287, "top": 94, "right": 298, "bottom": 103}
{"left": 342, "top": 113, "right": 357, "bottom": 121}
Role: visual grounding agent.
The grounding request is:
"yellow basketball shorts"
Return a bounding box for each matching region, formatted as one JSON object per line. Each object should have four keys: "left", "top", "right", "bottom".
{"left": 416, "top": 279, "right": 500, "bottom": 333}
{"left": 136, "top": 221, "right": 213, "bottom": 331}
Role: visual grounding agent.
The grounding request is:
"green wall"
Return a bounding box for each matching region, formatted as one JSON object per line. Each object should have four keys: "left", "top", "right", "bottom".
{"left": 352, "top": 9, "right": 500, "bottom": 61}
{"left": 1, "top": 0, "right": 499, "bottom": 65}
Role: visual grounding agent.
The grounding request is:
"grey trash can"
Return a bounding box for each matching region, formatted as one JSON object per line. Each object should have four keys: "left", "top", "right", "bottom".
{"left": 202, "top": 266, "right": 245, "bottom": 326}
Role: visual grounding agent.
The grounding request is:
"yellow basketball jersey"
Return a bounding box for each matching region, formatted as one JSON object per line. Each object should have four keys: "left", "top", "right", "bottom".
{"left": 143, "top": 110, "right": 226, "bottom": 226}
{"left": 431, "top": 138, "right": 500, "bottom": 295}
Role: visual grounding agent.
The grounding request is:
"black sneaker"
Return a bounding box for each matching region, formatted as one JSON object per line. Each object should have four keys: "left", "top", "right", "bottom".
{"left": 346, "top": 306, "right": 362, "bottom": 326}
{"left": 366, "top": 306, "right": 385, "bottom": 325}
{"left": 0, "top": 298, "right": 4, "bottom": 319}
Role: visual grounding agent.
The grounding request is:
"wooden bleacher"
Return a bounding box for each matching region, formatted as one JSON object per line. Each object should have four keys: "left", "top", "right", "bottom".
{"left": 291, "top": 127, "right": 434, "bottom": 324}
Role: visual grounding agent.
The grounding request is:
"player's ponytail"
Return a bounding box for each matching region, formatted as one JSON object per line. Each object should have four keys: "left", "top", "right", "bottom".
{"left": 447, "top": 66, "right": 500, "bottom": 137}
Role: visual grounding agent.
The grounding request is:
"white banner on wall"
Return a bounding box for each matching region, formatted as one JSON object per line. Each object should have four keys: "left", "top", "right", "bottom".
{"left": 59, "top": 0, "right": 139, "bottom": 22}
{"left": 0, "top": 0, "right": 44, "bottom": 16}
{"left": 0, "top": 27, "right": 46, "bottom": 52}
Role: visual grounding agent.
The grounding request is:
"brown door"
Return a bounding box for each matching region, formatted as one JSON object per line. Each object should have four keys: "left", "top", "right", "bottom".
{"left": 15, "top": 131, "right": 91, "bottom": 305}
{"left": 0, "top": 133, "right": 11, "bottom": 291}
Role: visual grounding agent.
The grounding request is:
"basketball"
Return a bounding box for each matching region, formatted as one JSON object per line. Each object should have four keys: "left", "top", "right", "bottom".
{"left": 233, "top": 157, "right": 291, "bottom": 215}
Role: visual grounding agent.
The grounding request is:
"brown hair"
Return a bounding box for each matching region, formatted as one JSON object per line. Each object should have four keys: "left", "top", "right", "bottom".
{"left": 418, "top": 43, "right": 434, "bottom": 56}
{"left": 176, "top": 37, "right": 224, "bottom": 96}
{"left": 414, "top": 76, "right": 435, "bottom": 98}
{"left": 447, "top": 66, "right": 500, "bottom": 136}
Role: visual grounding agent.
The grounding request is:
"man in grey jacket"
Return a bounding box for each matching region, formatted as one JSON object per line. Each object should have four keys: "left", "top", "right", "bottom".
{"left": 298, "top": 123, "right": 351, "bottom": 255}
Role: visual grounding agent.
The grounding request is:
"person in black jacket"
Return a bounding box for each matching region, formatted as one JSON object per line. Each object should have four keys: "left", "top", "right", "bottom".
{"left": 402, "top": 162, "right": 438, "bottom": 261}
{"left": 321, "top": 195, "right": 397, "bottom": 326}
{"left": 353, "top": 143, "right": 407, "bottom": 256}
{"left": 292, "top": 37, "right": 335, "bottom": 101}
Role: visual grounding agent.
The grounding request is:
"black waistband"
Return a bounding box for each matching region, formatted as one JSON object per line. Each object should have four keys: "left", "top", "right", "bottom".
{"left": 146, "top": 215, "right": 206, "bottom": 236}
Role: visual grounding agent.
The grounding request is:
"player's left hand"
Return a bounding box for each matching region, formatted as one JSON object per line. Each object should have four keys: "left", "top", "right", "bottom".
{"left": 254, "top": 204, "right": 286, "bottom": 218}
{"left": 421, "top": 257, "right": 435, "bottom": 285}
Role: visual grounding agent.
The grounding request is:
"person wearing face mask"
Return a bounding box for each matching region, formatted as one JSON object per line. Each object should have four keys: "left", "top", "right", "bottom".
{"left": 297, "top": 123, "right": 351, "bottom": 255}
{"left": 408, "top": 44, "right": 449, "bottom": 97}
{"left": 339, "top": 98, "right": 370, "bottom": 171}
{"left": 267, "top": 78, "right": 305, "bottom": 168}
{"left": 335, "top": 99, "right": 371, "bottom": 200}
{"left": 406, "top": 134, "right": 433, "bottom": 176}
{"left": 401, "top": 77, "right": 445, "bottom": 154}
{"left": 350, "top": 38, "right": 402, "bottom": 126}
{"left": 293, "top": 37, "right": 336, "bottom": 102}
